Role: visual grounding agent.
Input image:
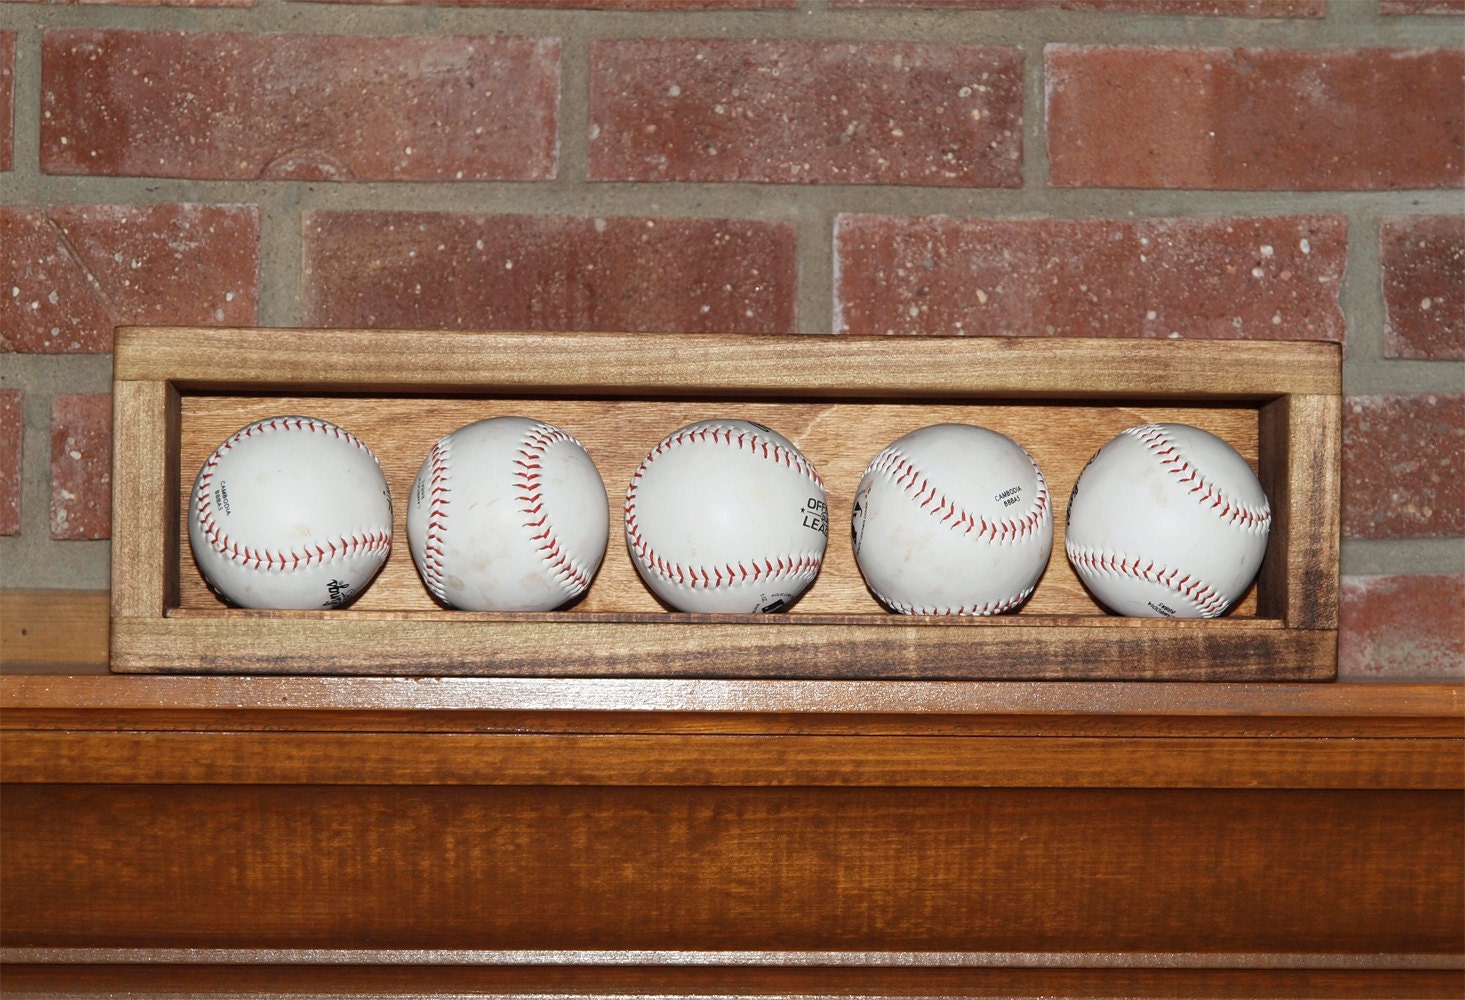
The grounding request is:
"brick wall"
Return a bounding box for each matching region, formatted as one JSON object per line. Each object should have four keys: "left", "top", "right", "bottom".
{"left": 1, "top": 0, "right": 1460, "bottom": 679}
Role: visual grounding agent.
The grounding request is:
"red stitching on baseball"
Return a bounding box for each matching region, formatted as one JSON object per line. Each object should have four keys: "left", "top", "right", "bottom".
{"left": 624, "top": 422, "right": 825, "bottom": 592}
{"left": 193, "top": 417, "right": 390, "bottom": 574}
{"left": 861, "top": 446, "right": 1051, "bottom": 545}
{"left": 421, "top": 423, "right": 598, "bottom": 603}
{"left": 856, "top": 438, "right": 1049, "bottom": 614}
{"left": 516, "top": 422, "right": 599, "bottom": 595}
{"left": 1122, "top": 425, "right": 1272, "bottom": 533}
{"left": 877, "top": 583, "right": 1036, "bottom": 617}
{"left": 417, "top": 435, "right": 453, "bottom": 603}
{"left": 1065, "top": 544, "right": 1232, "bottom": 617}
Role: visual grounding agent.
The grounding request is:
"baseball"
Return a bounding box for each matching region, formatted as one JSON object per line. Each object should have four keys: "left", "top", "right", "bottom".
{"left": 851, "top": 424, "right": 1053, "bottom": 615}
{"left": 624, "top": 419, "right": 828, "bottom": 613}
{"left": 187, "top": 415, "right": 393, "bottom": 610}
{"left": 407, "top": 417, "right": 608, "bottom": 611}
{"left": 1065, "top": 423, "right": 1272, "bottom": 618}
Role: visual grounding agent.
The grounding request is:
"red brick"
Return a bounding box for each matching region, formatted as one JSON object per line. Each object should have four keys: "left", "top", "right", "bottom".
{"left": 0, "top": 389, "right": 20, "bottom": 536}
{"left": 50, "top": 393, "right": 112, "bottom": 541}
{"left": 1342, "top": 394, "right": 1465, "bottom": 540}
{"left": 1, "top": 204, "right": 259, "bottom": 354}
{"left": 1381, "top": 0, "right": 1465, "bottom": 12}
{"left": 834, "top": 214, "right": 1346, "bottom": 340}
{"left": 1, "top": 32, "right": 13, "bottom": 173}
{"left": 41, "top": 30, "right": 559, "bottom": 181}
{"left": 303, "top": 212, "right": 798, "bottom": 334}
{"left": 1047, "top": 46, "right": 1465, "bottom": 190}
{"left": 834, "top": 1, "right": 1323, "bottom": 11}
{"left": 1381, "top": 216, "right": 1465, "bottom": 360}
{"left": 589, "top": 39, "right": 1022, "bottom": 187}
{"left": 1339, "top": 574, "right": 1464, "bottom": 680}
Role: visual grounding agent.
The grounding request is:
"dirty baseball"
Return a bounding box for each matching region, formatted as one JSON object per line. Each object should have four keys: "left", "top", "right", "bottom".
{"left": 625, "top": 419, "right": 828, "bottom": 614}
{"left": 187, "top": 415, "right": 393, "bottom": 610}
{"left": 406, "top": 416, "right": 609, "bottom": 612}
{"left": 1065, "top": 423, "right": 1272, "bottom": 618}
{"left": 852, "top": 423, "right": 1053, "bottom": 615}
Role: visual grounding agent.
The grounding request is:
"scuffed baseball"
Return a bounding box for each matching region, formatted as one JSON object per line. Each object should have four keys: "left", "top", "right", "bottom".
{"left": 187, "top": 415, "right": 393, "bottom": 609}
{"left": 1065, "top": 423, "right": 1272, "bottom": 618}
{"left": 625, "top": 419, "right": 828, "bottom": 613}
{"left": 852, "top": 424, "right": 1053, "bottom": 615}
{"left": 407, "top": 417, "right": 609, "bottom": 612}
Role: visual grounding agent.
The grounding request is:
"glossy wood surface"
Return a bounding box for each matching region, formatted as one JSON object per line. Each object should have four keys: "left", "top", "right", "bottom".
{"left": 4, "top": 783, "right": 1461, "bottom": 954}
{"left": 3, "top": 590, "right": 1460, "bottom": 997}
{"left": 3, "top": 961, "right": 1462, "bottom": 999}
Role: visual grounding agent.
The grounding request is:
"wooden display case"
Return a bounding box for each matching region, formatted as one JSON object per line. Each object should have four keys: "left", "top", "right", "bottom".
{"left": 110, "top": 327, "right": 1340, "bottom": 679}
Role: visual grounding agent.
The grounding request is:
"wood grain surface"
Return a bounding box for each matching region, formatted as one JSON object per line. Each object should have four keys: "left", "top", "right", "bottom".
{"left": 114, "top": 327, "right": 1343, "bottom": 399}
{"left": 1257, "top": 393, "right": 1342, "bottom": 629}
{"left": 4, "top": 607, "right": 1460, "bottom": 997}
{"left": 4, "top": 784, "right": 1460, "bottom": 955}
{"left": 7, "top": 730, "right": 1462, "bottom": 788}
{"left": 0, "top": 591, "right": 109, "bottom": 667}
{"left": 3, "top": 959, "right": 1461, "bottom": 998}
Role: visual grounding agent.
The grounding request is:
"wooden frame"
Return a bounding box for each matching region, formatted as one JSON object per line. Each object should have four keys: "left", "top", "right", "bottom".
{"left": 109, "top": 328, "right": 1340, "bottom": 679}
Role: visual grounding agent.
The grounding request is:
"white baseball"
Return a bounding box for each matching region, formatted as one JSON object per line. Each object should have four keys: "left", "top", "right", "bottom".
{"left": 851, "top": 424, "right": 1053, "bottom": 615}
{"left": 1065, "top": 423, "right": 1272, "bottom": 618}
{"left": 187, "top": 416, "right": 393, "bottom": 609}
{"left": 625, "top": 419, "right": 828, "bottom": 613}
{"left": 407, "top": 417, "right": 608, "bottom": 612}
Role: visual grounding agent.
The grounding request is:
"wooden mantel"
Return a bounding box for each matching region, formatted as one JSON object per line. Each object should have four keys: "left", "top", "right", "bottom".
{"left": 3, "top": 660, "right": 1462, "bottom": 997}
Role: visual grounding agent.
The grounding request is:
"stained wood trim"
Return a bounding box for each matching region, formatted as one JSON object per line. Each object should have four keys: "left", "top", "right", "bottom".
{"left": 3, "top": 670, "right": 1462, "bottom": 737}
{"left": 109, "top": 382, "right": 179, "bottom": 621}
{"left": 3, "top": 672, "right": 1462, "bottom": 736}
{"left": 2, "top": 730, "right": 1459, "bottom": 789}
{"left": 4, "top": 958, "right": 1461, "bottom": 1000}
{"left": 114, "top": 328, "right": 1343, "bottom": 399}
{"left": 8, "top": 784, "right": 1460, "bottom": 955}
{"left": 5, "top": 947, "right": 1461, "bottom": 969}
{"left": 1258, "top": 393, "right": 1341, "bottom": 628}
{"left": 0, "top": 592, "right": 109, "bottom": 667}
{"left": 110, "top": 613, "right": 1336, "bottom": 680}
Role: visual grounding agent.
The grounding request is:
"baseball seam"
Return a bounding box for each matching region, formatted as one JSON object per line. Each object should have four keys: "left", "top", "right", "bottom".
{"left": 876, "top": 584, "right": 1038, "bottom": 617}
{"left": 1065, "top": 544, "right": 1232, "bottom": 617}
{"left": 515, "top": 423, "right": 599, "bottom": 597}
{"left": 863, "top": 445, "right": 1052, "bottom": 545}
{"left": 193, "top": 417, "right": 391, "bottom": 572}
{"left": 624, "top": 422, "right": 825, "bottom": 591}
{"left": 418, "top": 435, "right": 453, "bottom": 604}
{"left": 1123, "top": 424, "right": 1272, "bottom": 533}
